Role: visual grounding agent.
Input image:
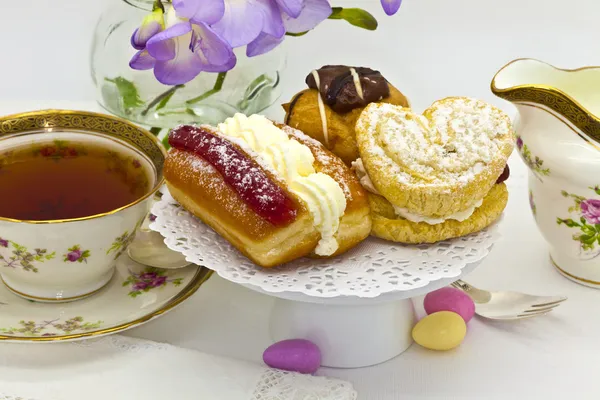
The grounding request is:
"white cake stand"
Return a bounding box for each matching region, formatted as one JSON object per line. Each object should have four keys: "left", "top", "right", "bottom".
{"left": 150, "top": 190, "right": 499, "bottom": 368}
{"left": 239, "top": 260, "right": 484, "bottom": 368}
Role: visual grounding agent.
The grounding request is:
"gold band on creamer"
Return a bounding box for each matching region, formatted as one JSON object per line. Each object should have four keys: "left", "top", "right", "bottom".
{"left": 550, "top": 256, "right": 600, "bottom": 286}
{"left": 491, "top": 59, "right": 600, "bottom": 145}
{"left": 520, "top": 103, "right": 600, "bottom": 152}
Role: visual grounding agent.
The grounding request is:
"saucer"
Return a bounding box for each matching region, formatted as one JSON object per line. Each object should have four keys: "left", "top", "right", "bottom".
{"left": 0, "top": 254, "right": 212, "bottom": 342}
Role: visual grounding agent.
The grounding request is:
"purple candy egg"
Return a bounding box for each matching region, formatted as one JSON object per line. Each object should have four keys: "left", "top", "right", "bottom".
{"left": 263, "top": 339, "right": 321, "bottom": 374}
{"left": 424, "top": 287, "right": 475, "bottom": 323}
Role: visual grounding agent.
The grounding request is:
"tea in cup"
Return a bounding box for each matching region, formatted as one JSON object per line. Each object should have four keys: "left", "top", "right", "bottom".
{"left": 0, "top": 110, "right": 165, "bottom": 302}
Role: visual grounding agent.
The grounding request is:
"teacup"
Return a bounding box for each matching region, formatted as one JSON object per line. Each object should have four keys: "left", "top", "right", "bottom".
{"left": 0, "top": 110, "right": 165, "bottom": 302}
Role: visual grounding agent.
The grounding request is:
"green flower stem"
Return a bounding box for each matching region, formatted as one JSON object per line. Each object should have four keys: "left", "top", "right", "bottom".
{"left": 186, "top": 72, "right": 227, "bottom": 105}
{"left": 286, "top": 31, "right": 308, "bottom": 36}
{"left": 149, "top": 127, "right": 162, "bottom": 137}
{"left": 328, "top": 7, "right": 378, "bottom": 30}
{"left": 162, "top": 133, "right": 170, "bottom": 150}
{"left": 141, "top": 84, "right": 185, "bottom": 116}
{"left": 153, "top": 0, "right": 165, "bottom": 12}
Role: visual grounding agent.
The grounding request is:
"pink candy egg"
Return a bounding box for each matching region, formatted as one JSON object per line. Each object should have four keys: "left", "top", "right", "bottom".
{"left": 263, "top": 339, "right": 321, "bottom": 374}
{"left": 424, "top": 287, "right": 475, "bottom": 323}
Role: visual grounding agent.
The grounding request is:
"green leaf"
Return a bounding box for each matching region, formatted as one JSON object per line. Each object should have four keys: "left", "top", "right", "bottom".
{"left": 141, "top": 84, "right": 184, "bottom": 116}
{"left": 53, "top": 140, "right": 68, "bottom": 149}
{"left": 557, "top": 218, "right": 580, "bottom": 228}
{"left": 149, "top": 127, "right": 162, "bottom": 136}
{"left": 581, "top": 216, "right": 588, "bottom": 224}
{"left": 580, "top": 234, "right": 597, "bottom": 245}
{"left": 583, "top": 242, "right": 595, "bottom": 251}
{"left": 583, "top": 225, "right": 597, "bottom": 236}
{"left": 12, "top": 243, "right": 26, "bottom": 252}
{"left": 105, "top": 77, "right": 144, "bottom": 111}
{"left": 186, "top": 72, "right": 227, "bottom": 105}
{"left": 328, "top": 7, "right": 378, "bottom": 31}
{"left": 237, "top": 74, "right": 275, "bottom": 110}
{"left": 162, "top": 134, "right": 171, "bottom": 151}
{"left": 286, "top": 31, "right": 308, "bottom": 37}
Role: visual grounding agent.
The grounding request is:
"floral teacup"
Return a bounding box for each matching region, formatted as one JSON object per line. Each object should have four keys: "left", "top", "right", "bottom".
{"left": 0, "top": 110, "right": 165, "bottom": 302}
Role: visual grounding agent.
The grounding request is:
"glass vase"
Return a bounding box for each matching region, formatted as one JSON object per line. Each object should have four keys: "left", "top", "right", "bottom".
{"left": 90, "top": 0, "right": 286, "bottom": 129}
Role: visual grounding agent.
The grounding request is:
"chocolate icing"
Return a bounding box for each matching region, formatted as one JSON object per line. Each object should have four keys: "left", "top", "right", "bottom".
{"left": 305, "top": 65, "right": 390, "bottom": 113}
{"left": 496, "top": 164, "right": 510, "bottom": 184}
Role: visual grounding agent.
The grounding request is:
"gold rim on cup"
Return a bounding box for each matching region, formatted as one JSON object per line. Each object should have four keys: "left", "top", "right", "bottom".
{"left": 0, "top": 109, "right": 167, "bottom": 224}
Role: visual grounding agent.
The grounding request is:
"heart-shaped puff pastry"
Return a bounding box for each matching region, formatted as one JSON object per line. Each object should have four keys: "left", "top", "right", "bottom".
{"left": 355, "top": 97, "right": 514, "bottom": 219}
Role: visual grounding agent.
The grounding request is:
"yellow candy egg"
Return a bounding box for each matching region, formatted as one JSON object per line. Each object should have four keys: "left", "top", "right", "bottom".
{"left": 412, "top": 311, "right": 467, "bottom": 351}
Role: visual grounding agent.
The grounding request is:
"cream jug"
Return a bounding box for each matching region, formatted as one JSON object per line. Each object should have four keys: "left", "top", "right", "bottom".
{"left": 492, "top": 58, "right": 600, "bottom": 287}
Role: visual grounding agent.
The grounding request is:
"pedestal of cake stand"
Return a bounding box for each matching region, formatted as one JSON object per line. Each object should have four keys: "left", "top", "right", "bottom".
{"left": 241, "top": 259, "right": 483, "bottom": 369}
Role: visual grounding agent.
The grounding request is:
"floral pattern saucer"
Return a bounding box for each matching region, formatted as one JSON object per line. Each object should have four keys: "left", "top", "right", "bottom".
{"left": 0, "top": 253, "right": 211, "bottom": 342}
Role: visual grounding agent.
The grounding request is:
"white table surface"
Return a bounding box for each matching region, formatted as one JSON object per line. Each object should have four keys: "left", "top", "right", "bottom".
{"left": 3, "top": 0, "right": 600, "bottom": 398}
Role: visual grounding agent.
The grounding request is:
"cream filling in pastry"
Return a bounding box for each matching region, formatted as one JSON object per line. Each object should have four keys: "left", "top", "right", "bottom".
{"left": 351, "top": 158, "right": 484, "bottom": 225}
{"left": 218, "top": 113, "right": 346, "bottom": 256}
{"left": 392, "top": 199, "right": 484, "bottom": 225}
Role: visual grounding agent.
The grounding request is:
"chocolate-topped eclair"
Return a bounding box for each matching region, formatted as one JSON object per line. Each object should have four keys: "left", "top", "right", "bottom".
{"left": 305, "top": 65, "right": 391, "bottom": 113}
{"left": 282, "top": 65, "right": 410, "bottom": 165}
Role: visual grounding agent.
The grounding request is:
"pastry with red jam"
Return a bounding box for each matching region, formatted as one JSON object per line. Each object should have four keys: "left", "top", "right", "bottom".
{"left": 282, "top": 65, "right": 410, "bottom": 165}
{"left": 164, "top": 113, "right": 371, "bottom": 268}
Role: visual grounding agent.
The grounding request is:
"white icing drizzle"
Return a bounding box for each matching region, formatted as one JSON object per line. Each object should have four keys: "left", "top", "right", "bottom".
{"left": 349, "top": 68, "right": 364, "bottom": 100}
{"left": 311, "top": 70, "right": 329, "bottom": 147}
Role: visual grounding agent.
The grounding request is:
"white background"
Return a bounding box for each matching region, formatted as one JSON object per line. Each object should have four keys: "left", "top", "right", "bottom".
{"left": 2, "top": 0, "right": 600, "bottom": 398}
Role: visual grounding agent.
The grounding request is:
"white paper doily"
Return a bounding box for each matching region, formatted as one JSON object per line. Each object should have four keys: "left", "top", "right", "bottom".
{"left": 150, "top": 189, "right": 500, "bottom": 299}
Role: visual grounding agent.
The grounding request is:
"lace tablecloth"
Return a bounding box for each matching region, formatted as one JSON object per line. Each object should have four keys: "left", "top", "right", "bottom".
{"left": 0, "top": 335, "right": 357, "bottom": 400}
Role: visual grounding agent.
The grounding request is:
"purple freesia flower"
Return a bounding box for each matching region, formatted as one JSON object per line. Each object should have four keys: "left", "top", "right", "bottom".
{"left": 67, "top": 250, "right": 82, "bottom": 262}
{"left": 173, "top": 0, "right": 225, "bottom": 24}
{"left": 130, "top": 4, "right": 236, "bottom": 85}
{"left": 380, "top": 0, "right": 402, "bottom": 16}
{"left": 0, "top": 238, "right": 7, "bottom": 248}
{"left": 581, "top": 199, "right": 600, "bottom": 224}
{"left": 212, "top": 0, "right": 286, "bottom": 48}
{"left": 129, "top": 0, "right": 403, "bottom": 83}
{"left": 247, "top": 0, "right": 332, "bottom": 56}
{"left": 131, "top": 9, "right": 164, "bottom": 50}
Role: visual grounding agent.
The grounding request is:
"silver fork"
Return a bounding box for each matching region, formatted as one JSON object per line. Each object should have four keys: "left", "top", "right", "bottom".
{"left": 450, "top": 280, "right": 567, "bottom": 320}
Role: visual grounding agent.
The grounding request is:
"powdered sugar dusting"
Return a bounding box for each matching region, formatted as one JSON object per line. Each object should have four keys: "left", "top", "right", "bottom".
{"left": 169, "top": 125, "right": 297, "bottom": 226}
{"left": 359, "top": 98, "right": 513, "bottom": 187}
